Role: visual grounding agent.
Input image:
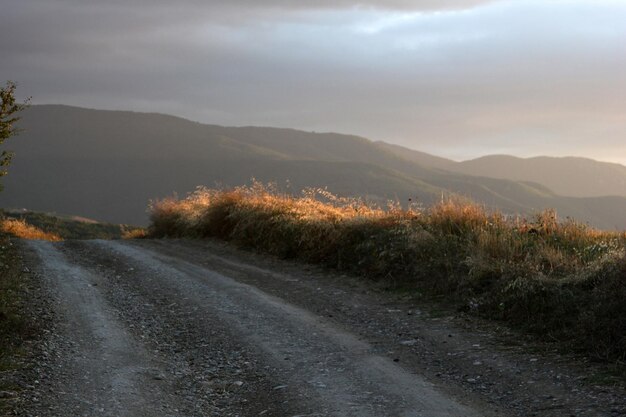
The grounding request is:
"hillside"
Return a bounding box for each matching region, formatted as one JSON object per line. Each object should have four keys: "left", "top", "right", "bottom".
{"left": 2, "top": 105, "right": 626, "bottom": 229}
{"left": 375, "top": 142, "right": 626, "bottom": 198}
{"left": 452, "top": 155, "right": 626, "bottom": 198}
{"left": 374, "top": 141, "right": 457, "bottom": 171}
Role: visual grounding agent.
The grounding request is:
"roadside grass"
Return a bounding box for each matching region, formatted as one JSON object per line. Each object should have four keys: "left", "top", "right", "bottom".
{"left": 121, "top": 227, "right": 148, "bottom": 240}
{"left": 0, "top": 218, "right": 62, "bottom": 241}
{"left": 0, "top": 233, "right": 38, "bottom": 411}
{"left": 148, "top": 182, "right": 626, "bottom": 363}
{"left": 1, "top": 210, "right": 145, "bottom": 240}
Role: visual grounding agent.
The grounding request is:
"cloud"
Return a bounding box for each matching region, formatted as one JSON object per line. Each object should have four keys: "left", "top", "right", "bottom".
{"left": 14, "top": 0, "right": 497, "bottom": 11}
{"left": 2, "top": 0, "right": 626, "bottom": 163}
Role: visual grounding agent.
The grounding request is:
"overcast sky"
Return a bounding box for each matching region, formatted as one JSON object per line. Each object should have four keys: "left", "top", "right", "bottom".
{"left": 3, "top": 0, "right": 626, "bottom": 163}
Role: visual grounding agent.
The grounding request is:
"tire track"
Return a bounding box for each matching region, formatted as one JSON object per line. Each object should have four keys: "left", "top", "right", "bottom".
{"left": 25, "top": 241, "right": 184, "bottom": 417}
{"left": 92, "top": 239, "right": 491, "bottom": 417}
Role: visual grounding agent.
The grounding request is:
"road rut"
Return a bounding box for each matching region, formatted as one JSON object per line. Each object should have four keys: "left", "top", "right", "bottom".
{"left": 26, "top": 241, "right": 178, "bottom": 416}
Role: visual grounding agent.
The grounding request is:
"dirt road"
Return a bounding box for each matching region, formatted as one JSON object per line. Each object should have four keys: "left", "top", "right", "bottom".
{"left": 15, "top": 239, "right": 626, "bottom": 416}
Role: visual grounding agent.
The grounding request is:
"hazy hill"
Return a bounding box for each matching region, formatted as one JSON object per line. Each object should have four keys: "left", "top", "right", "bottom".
{"left": 450, "top": 155, "right": 626, "bottom": 198}
{"left": 2, "top": 104, "right": 626, "bottom": 229}
{"left": 375, "top": 142, "right": 626, "bottom": 198}
{"left": 374, "top": 141, "right": 457, "bottom": 171}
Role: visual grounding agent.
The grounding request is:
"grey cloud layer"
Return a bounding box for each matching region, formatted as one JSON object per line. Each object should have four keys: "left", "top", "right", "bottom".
{"left": 10, "top": 0, "right": 495, "bottom": 10}
{"left": 2, "top": 0, "right": 626, "bottom": 162}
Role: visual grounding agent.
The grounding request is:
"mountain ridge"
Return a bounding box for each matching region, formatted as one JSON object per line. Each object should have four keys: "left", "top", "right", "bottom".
{"left": 1, "top": 104, "right": 626, "bottom": 229}
{"left": 451, "top": 154, "right": 626, "bottom": 198}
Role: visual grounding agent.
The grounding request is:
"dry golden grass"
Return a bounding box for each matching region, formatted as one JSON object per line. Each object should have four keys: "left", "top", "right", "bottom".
{"left": 0, "top": 218, "right": 62, "bottom": 241}
{"left": 121, "top": 227, "right": 148, "bottom": 239}
{"left": 148, "top": 182, "right": 626, "bottom": 362}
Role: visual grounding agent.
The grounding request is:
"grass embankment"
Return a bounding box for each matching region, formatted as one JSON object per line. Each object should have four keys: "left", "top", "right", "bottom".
{"left": 1, "top": 210, "right": 145, "bottom": 240}
{"left": 0, "top": 233, "right": 39, "bottom": 410}
{"left": 149, "top": 183, "right": 626, "bottom": 362}
{"left": 1, "top": 218, "right": 62, "bottom": 241}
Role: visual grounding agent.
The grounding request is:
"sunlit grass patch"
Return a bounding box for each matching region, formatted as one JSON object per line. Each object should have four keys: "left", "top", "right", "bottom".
{"left": 0, "top": 218, "right": 62, "bottom": 241}
{"left": 121, "top": 227, "right": 148, "bottom": 239}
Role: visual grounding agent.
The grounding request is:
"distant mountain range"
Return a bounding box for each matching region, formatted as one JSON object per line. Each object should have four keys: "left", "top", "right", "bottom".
{"left": 2, "top": 104, "right": 626, "bottom": 229}
{"left": 376, "top": 143, "right": 626, "bottom": 198}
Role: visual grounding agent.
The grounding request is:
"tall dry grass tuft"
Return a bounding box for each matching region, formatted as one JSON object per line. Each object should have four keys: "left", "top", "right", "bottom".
{"left": 0, "top": 218, "right": 62, "bottom": 241}
{"left": 148, "top": 182, "right": 626, "bottom": 362}
{"left": 121, "top": 227, "right": 148, "bottom": 239}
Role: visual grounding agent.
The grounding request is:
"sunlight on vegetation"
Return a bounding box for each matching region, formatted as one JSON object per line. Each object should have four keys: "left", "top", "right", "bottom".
{"left": 149, "top": 181, "right": 626, "bottom": 362}
{"left": 121, "top": 227, "right": 148, "bottom": 239}
{"left": 0, "top": 210, "right": 144, "bottom": 240}
{"left": 0, "top": 218, "right": 62, "bottom": 241}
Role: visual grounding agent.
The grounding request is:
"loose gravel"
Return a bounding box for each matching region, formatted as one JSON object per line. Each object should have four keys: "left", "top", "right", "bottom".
{"left": 11, "top": 238, "right": 626, "bottom": 417}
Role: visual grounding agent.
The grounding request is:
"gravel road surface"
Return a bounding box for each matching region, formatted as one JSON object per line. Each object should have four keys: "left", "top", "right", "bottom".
{"left": 14, "top": 239, "right": 626, "bottom": 416}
